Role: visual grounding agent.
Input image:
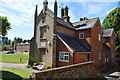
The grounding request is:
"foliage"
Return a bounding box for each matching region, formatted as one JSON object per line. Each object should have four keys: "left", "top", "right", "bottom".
{"left": 14, "top": 37, "right": 23, "bottom": 44}
{"left": 4, "top": 45, "right": 13, "bottom": 51}
{"left": 102, "top": 7, "right": 120, "bottom": 52}
{"left": 46, "top": 65, "right": 51, "bottom": 69}
{"left": 2, "top": 36, "right": 11, "bottom": 45}
{"left": 0, "top": 52, "right": 29, "bottom": 63}
{"left": 13, "top": 37, "right": 30, "bottom": 44}
{"left": 26, "top": 65, "right": 33, "bottom": 69}
{"left": 0, "top": 16, "right": 11, "bottom": 36}
{"left": 33, "top": 62, "right": 38, "bottom": 66}
{"left": 1, "top": 68, "right": 31, "bottom": 79}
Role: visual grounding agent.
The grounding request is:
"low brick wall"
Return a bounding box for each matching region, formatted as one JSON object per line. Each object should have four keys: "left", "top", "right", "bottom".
{"left": 30, "top": 61, "right": 98, "bottom": 80}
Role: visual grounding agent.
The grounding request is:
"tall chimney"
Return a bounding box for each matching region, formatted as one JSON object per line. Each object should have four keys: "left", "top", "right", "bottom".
{"left": 65, "top": 6, "right": 68, "bottom": 16}
{"left": 61, "top": 7, "right": 64, "bottom": 17}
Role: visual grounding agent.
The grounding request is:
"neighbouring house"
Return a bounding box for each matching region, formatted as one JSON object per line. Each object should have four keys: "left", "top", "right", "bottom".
{"left": 29, "top": 0, "right": 116, "bottom": 68}
{"left": 14, "top": 43, "right": 30, "bottom": 53}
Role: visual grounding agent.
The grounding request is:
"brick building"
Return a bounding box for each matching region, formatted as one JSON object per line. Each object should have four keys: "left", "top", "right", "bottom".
{"left": 15, "top": 43, "right": 30, "bottom": 53}
{"left": 29, "top": 0, "right": 116, "bottom": 68}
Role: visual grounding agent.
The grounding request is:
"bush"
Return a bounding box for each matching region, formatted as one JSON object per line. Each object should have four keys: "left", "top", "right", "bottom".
{"left": 26, "top": 65, "right": 33, "bottom": 68}
{"left": 46, "top": 65, "right": 51, "bottom": 69}
{"left": 33, "top": 62, "right": 38, "bottom": 66}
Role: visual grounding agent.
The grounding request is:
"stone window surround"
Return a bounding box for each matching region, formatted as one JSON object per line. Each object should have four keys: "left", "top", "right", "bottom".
{"left": 59, "top": 51, "right": 69, "bottom": 62}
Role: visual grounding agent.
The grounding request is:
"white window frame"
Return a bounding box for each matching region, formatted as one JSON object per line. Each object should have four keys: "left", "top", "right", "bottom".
{"left": 40, "top": 39, "right": 47, "bottom": 48}
{"left": 105, "top": 58, "right": 107, "bottom": 62}
{"left": 59, "top": 52, "right": 69, "bottom": 62}
{"left": 79, "top": 33, "right": 84, "bottom": 39}
{"left": 99, "top": 52, "right": 101, "bottom": 60}
{"left": 98, "top": 34, "right": 101, "bottom": 41}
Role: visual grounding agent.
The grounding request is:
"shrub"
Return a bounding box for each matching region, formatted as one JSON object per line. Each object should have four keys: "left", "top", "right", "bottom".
{"left": 26, "top": 65, "right": 33, "bottom": 68}
{"left": 46, "top": 65, "right": 51, "bottom": 69}
{"left": 33, "top": 62, "right": 38, "bottom": 66}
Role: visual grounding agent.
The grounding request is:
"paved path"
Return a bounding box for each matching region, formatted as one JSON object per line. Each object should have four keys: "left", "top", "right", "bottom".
{"left": 99, "top": 67, "right": 120, "bottom": 80}
{"left": 0, "top": 62, "right": 37, "bottom": 73}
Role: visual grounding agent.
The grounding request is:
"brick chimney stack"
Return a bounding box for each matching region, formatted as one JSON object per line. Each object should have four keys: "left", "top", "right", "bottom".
{"left": 61, "top": 6, "right": 70, "bottom": 22}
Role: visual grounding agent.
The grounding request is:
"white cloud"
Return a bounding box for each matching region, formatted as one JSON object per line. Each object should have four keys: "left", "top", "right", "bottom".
{"left": 0, "top": 0, "right": 44, "bottom": 28}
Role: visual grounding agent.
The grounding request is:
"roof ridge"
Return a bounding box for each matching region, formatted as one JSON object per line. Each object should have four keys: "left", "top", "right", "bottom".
{"left": 73, "top": 17, "right": 99, "bottom": 24}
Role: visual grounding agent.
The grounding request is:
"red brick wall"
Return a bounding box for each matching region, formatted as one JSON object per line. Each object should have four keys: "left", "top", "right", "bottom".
{"left": 91, "top": 19, "right": 103, "bottom": 68}
{"left": 16, "top": 44, "right": 30, "bottom": 52}
{"left": 110, "top": 31, "right": 116, "bottom": 63}
{"left": 75, "top": 29, "right": 91, "bottom": 48}
{"left": 104, "top": 31, "right": 116, "bottom": 64}
{"left": 74, "top": 52, "right": 88, "bottom": 64}
{"left": 56, "top": 38, "right": 73, "bottom": 67}
{"left": 56, "top": 37, "right": 89, "bottom": 67}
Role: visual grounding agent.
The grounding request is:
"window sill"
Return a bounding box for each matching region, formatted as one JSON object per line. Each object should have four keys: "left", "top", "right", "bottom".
{"left": 59, "top": 60, "right": 69, "bottom": 62}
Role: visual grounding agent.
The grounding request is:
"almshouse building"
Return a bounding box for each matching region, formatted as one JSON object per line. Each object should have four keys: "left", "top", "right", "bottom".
{"left": 29, "top": 0, "right": 116, "bottom": 68}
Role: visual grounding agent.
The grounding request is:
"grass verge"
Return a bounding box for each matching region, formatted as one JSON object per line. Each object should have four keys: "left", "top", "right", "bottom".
{"left": 1, "top": 68, "right": 31, "bottom": 80}
{"left": 0, "top": 52, "right": 29, "bottom": 63}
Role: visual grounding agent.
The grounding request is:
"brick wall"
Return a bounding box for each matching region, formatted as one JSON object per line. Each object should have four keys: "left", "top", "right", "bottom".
{"left": 74, "top": 52, "right": 89, "bottom": 64}
{"left": 56, "top": 25, "right": 75, "bottom": 36}
{"left": 110, "top": 31, "right": 116, "bottom": 63}
{"left": 56, "top": 38, "right": 73, "bottom": 67}
{"left": 91, "top": 19, "right": 103, "bottom": 68}
{"left": 75, "top": 29, "right": 91, "bottom": 48}
{"left": 30, "top": 61, "right": 98, "bottom": 80}
{"left": 16, "top": 43, "right": 30, "bottom": 52}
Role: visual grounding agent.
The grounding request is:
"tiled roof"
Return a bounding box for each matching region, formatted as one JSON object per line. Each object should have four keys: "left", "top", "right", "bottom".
{"left": 56, "top": 33, "right": 90, "bottom": 52}
{"left": 102, "top": 28, "right": 114, "bottom": 37}
{"left": 56, "top": 18, "right": 75, "bottom": 29}
{"left": 37, "top": 8, "right": 98, "bottom": 31}
{"left": 73, "top": 17, "right": 99, "bottom": 30}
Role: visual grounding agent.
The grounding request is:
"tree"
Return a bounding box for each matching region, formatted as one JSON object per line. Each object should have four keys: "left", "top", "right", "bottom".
{"left": 0, "top": 16, "right": 11, "bottom": 36}
{"left": 23, "top": 39, "right": 27, "bottom": 43}
{"left": 102, "top": 7, "right": 120, "bottom": 52}
{"left": 14, "top": 37, "right": 23, "bottom": 44}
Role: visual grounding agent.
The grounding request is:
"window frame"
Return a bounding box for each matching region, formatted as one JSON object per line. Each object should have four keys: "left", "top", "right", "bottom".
{"left": 40, "top": 39, "right": 47, "bottom": 48}
{"left": 99, "top": 52, "right": 101, "bottom": 60}
{"left": 98, "top": 34, "right": 101, "bottom": 41}
{"left": 79, "top": 33, "right": 84, "bottom": 39}
{"left": 59, "top": 52, "right": 69, "bottom": 62}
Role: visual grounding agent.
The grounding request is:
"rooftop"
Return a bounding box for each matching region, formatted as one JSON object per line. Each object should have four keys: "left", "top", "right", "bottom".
{"left": 56, "top": 33, "right": 90, "bottom": 52}
{"left": 102, "top": 28, "right": 114, "bottom": 37}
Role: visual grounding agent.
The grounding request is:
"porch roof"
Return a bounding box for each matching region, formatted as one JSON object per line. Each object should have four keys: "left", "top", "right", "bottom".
{"left": 56, "top": 33, "right": 90, "bottom": 53}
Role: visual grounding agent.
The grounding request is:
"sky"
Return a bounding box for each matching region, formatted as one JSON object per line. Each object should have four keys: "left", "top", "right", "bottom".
{"left": 0, "top": 0, "right": 119, "bottom": 40}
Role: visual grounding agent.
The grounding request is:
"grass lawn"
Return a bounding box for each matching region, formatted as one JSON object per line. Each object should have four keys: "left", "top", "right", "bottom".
{"left": 1, "top": 68, "right": 31, "bottom": 80}
{"left": 0, "top": 52, "right": 29, "bottom": 63}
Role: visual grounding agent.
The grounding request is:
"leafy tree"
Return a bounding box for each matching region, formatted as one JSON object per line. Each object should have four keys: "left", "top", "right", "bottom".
{"left": 8, "top": 39, "right": 11, "bottom": 45}
{"left": 23, "top": 39, "right": 27, "bottom": 43}
{"left": 0, "top": 16, "right": 11, "bottom": 36}
{"left": 27, "top": 39, "right": 30, "bottom": 43}
{"left": 14, "top": 37, "right": 23, "bottom": 44}
{"left": 102, "top": 7, "right": 120, "bottom": 52}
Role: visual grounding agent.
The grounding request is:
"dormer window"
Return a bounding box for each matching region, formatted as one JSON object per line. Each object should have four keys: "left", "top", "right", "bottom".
{"left": 40, "top": 39, "right": 47, "bottom": 48}
{"left": 79, "top": 33, "right": 84, "bottom": 39}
